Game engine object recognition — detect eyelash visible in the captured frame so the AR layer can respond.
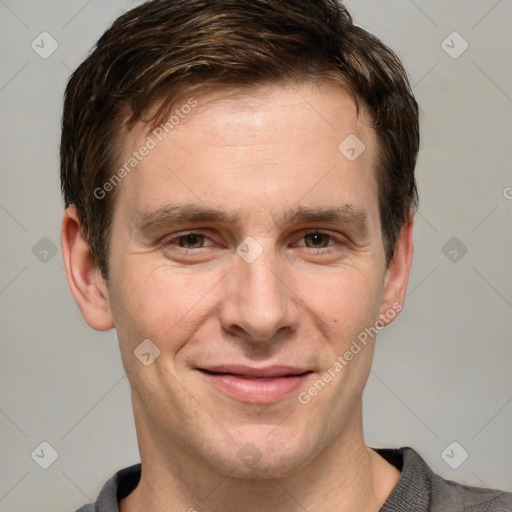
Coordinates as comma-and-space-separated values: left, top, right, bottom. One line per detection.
161, 230, 345, 254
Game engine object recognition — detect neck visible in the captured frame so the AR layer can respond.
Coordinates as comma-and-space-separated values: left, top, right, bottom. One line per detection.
121, 403, 400, 512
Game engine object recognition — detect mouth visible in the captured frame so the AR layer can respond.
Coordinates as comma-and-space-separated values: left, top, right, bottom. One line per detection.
197, 365, 313, 404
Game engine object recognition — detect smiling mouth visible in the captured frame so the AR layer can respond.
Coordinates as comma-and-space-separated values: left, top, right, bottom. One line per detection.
197, 366, 313, 403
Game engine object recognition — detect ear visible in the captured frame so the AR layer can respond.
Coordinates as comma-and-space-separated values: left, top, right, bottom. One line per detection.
378, 215, 414, 325
60, 206, 115, 331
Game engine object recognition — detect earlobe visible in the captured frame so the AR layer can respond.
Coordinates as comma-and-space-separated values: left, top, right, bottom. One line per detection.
378, 215, 414, 325
60, 206, 115, 331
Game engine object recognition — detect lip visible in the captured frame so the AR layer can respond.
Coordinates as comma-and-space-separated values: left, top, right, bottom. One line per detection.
198, 365, 313, 404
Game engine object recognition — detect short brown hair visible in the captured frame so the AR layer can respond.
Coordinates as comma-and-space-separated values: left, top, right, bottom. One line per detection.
61, 0, 419, 279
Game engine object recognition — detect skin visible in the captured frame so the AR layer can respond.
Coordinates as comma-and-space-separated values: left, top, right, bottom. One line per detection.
61, 81, 414, 512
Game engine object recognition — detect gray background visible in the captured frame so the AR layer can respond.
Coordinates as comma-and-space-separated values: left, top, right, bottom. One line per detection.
1, 0, 511, 510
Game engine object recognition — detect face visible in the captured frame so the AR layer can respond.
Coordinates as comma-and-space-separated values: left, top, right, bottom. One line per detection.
92, 82, 410, 477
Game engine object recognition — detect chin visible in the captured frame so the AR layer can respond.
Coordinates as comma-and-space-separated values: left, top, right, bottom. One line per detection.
212, 449, 312, 481
204, 424, 318, 480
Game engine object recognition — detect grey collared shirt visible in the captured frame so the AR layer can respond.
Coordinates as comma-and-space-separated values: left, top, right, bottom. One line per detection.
75, 447, 512, 512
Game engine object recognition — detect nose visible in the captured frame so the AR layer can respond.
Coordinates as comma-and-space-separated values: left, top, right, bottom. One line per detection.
219, 244, 300, 344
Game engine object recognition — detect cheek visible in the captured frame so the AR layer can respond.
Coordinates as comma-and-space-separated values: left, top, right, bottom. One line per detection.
297, 265, 384, 340
109, 262, 221, 349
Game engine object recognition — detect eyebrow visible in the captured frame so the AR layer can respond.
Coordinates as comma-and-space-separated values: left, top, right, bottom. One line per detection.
134, 203, 369, 236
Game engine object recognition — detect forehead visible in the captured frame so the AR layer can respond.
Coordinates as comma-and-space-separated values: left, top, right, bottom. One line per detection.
124, 80, 375, 158
115, 81, 379, 229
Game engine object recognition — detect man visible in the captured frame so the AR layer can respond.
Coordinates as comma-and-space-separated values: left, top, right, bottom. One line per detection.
60, 0, 512, 511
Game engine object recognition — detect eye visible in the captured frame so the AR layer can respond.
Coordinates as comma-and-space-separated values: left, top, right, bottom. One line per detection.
162, 232, 213, 251
293, 230, 347, 256
177, 233, 206, 249
303, 232, 333, 249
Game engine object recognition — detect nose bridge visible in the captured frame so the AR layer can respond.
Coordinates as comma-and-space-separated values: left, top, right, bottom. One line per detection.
242, 250, 283, 307
220, 239, 296, 342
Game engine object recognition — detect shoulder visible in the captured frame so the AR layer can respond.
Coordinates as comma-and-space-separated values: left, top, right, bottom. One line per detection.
73, 463, 141, 512
377, 447, 512, 512
429, 469, 512, 512
75, 506, 95, 512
